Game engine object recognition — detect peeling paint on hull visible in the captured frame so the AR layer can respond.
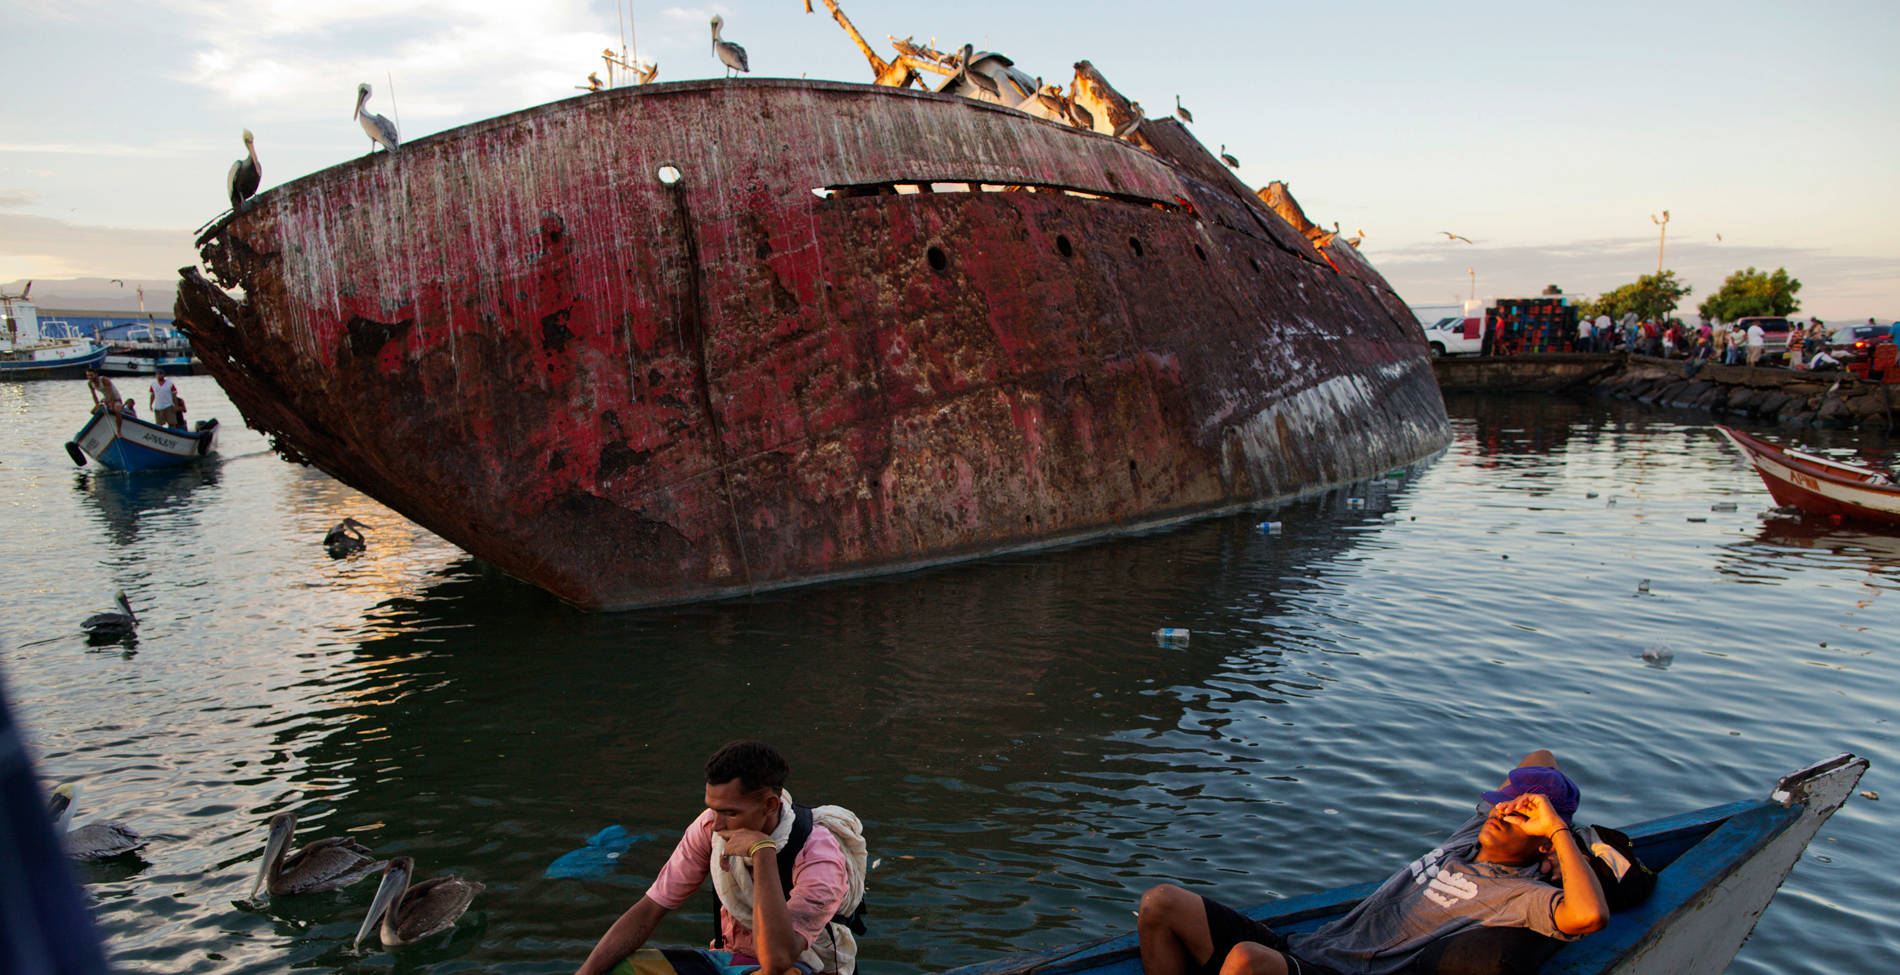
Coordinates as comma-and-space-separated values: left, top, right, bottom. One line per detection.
177, 78, 1450, 611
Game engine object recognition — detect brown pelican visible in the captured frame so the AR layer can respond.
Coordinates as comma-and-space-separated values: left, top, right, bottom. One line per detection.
1219, 144, 1239, 168
946, 44, 1000, 100
353, 857, 484, 948
1113, 102, 1143, 139
82, 591, 138, 644
353, 83, 401, 153
710, 16, 748, 76
227, 129, 260, 212
48, 783, 147, 860
251, 811, 384, 897
323, 518, 371, 556
1175, 94, 1193, 124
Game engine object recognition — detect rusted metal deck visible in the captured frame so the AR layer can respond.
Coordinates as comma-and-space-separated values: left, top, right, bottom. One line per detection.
178, 78, 1449, 610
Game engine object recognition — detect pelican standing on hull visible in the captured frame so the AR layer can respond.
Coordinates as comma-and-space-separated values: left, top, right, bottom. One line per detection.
48, 783, 147, 860
354, 856, 483, 948
353, 83, 401, 153
251, 811, 385, 897
228, 129, 260, 212
710, 15, 748, 76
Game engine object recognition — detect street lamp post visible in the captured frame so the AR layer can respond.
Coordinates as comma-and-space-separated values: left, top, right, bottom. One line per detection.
1651, 210, 1670, 275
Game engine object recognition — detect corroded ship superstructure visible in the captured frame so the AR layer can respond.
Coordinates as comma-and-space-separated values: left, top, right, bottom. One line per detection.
178, 36, 1450, 610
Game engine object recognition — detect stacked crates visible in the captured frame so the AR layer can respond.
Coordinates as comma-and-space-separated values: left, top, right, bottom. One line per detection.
1484, 297, 1579, 356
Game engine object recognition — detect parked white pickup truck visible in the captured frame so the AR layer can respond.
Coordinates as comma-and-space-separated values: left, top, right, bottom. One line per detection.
1421, 316, 1484, 357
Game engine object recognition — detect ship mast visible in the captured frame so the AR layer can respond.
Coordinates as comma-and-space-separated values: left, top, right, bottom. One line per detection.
803, 0, 918, 88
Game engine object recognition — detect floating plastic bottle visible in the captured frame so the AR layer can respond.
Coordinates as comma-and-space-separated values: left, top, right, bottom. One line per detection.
1636, 579, 1651, 593
1256, 520, 1283, 534
1711, 502, 1738, 512
1153, 628, 1191, 647
1346, 497, 1366, 509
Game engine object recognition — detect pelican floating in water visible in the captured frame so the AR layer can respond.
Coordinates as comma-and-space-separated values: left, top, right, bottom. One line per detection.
324, 518, 371, 556
48, 783, 147, 860
228, 129, 260, 213
1175, 94, 1193, 124
710, 15, 748, 76
1219, 144, 1239, 169
354, 856, 484, 948
353, 83, 401, 153
82, 591, 138, 644
251, 811, 384, 897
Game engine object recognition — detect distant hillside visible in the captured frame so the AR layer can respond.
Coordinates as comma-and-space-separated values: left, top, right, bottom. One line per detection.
1, 277, 178, 315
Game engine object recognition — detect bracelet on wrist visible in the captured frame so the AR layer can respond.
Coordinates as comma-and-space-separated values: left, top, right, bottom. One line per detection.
747, 840, 779, 858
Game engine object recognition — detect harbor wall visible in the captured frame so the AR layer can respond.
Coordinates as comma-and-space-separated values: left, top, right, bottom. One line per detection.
1433, 353, 1899, 429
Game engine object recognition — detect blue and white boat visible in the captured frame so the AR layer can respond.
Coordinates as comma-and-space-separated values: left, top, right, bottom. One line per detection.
946, 754, 1868, 975
67, 411, 220, 470
2, 291, 108, 380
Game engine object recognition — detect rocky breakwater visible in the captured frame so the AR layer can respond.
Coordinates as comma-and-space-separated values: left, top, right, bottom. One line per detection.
1593, 355, 1897, 429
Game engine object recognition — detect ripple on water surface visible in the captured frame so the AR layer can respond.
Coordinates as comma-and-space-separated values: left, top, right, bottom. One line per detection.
2, 382, 1896, 973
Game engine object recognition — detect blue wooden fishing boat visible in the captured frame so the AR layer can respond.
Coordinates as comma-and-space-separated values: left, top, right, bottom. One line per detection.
66, 411, 219, 471
946, 754, 1867, 975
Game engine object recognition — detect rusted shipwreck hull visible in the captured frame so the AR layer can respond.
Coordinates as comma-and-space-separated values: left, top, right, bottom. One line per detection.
178, 78, 1450, 610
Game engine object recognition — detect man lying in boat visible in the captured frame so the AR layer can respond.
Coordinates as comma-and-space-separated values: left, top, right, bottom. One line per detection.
1136, 750, 1609, 975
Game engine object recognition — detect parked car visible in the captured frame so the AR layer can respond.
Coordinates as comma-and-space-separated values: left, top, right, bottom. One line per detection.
1829, 324, 1891, 369
1421, 316, 1484, 356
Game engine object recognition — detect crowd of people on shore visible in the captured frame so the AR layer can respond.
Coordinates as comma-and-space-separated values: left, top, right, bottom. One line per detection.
1574, 314, 1894, 373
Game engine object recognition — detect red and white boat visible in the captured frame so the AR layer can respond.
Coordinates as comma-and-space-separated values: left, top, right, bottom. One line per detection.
1717, 425, 1900, 526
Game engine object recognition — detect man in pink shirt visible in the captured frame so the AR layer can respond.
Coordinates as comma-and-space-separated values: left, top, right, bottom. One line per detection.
577, 741, 852, 975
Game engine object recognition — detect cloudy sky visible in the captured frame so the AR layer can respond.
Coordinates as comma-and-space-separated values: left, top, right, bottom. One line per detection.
6, 0, 1897, 318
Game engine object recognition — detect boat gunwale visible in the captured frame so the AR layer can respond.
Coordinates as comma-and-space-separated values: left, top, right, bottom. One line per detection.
1719, 425, 1899, 494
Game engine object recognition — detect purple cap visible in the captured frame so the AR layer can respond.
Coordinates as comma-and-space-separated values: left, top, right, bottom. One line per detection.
1481, 766, 1580, 823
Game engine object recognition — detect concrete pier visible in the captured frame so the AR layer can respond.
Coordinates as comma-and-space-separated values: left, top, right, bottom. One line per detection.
1433, 353, 1898, 429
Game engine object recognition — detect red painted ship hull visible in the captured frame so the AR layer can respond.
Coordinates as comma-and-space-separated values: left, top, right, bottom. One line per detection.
178, 79, 1450, 610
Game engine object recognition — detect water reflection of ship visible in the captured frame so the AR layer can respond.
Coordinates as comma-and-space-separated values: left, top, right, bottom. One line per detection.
257, 470, 1428, 960
1443, 393, 1582, 471
73, 461, 222, 547
1742, 514, 1900, 565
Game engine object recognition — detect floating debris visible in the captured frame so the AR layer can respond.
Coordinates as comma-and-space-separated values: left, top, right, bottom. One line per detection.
1153, 628, 1190, 647
1639, 643, 1676, 669
1255, 521, 1283, 534
1637, 579, 1651, 593
1586, 491, 1599, 499
1862, 790, 1880, 801
1384, 470, 1406, 479
1711, 502, 1738, 512
1346, 498, 1366, 509
1687, 517, 1707, 523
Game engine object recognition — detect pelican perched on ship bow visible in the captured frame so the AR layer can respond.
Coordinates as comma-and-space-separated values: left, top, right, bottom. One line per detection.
353, 83, 401, 153
251, 811, 384, 897
710, 15, 748, 76
228, 129, 260, 212
49, 783, 147, 860
354, 856, 484, 948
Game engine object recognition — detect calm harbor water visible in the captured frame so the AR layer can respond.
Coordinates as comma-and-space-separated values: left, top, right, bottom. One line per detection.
3, 378, 1896, 974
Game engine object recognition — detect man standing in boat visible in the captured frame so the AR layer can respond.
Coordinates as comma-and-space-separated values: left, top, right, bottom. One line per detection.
149, 368, 181, 427
1135, 750, 1608, 975
576, 741, 853, 975
85, 369, 122, 417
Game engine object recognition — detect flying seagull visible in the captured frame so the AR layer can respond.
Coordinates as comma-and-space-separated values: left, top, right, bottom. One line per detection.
1441, 231, 1474, 244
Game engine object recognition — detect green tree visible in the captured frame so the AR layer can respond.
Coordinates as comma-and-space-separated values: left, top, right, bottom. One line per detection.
1582, 271, 1692, 322
1696, 267, 1801, 323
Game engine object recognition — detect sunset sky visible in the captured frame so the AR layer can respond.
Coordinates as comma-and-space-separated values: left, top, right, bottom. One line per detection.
6, 0, 1896, 318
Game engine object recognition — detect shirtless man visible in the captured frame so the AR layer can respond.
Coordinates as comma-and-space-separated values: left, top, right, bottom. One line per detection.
1137, 750, 1608, 975
85, 369, 122, 416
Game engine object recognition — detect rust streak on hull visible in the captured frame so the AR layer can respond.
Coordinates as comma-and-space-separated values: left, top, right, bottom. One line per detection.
178, 78, 1450, 610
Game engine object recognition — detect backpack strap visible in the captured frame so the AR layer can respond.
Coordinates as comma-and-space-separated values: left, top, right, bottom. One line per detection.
711, 803, 815, 949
